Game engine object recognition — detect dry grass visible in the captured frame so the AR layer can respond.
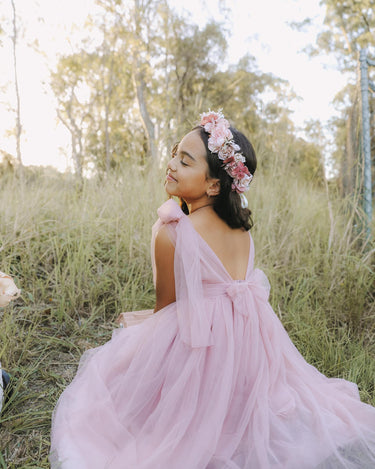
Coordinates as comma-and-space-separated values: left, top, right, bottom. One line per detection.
0, 159, 374, 467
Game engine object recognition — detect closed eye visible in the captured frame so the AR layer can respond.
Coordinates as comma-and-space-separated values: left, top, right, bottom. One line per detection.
180, 159, 188, 167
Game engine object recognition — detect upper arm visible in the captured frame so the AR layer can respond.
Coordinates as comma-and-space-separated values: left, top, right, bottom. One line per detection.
154, 225, 176, 312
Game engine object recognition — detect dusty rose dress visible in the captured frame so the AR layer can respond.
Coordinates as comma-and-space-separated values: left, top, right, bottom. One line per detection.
50, 199, 375, 468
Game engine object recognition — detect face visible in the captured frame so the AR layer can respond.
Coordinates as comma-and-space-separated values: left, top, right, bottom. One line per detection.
165, 129, 218, 203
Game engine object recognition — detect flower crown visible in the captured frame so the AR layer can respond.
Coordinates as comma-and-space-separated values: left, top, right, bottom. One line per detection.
199, 110, 253, 202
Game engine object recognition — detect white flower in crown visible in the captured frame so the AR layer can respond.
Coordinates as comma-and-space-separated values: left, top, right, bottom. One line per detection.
234, 153, 246, 163
232, 173, 253, 194
218, 142, 241, 161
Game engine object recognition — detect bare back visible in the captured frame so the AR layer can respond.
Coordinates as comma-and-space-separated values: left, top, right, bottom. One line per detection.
189, 208, 250, 281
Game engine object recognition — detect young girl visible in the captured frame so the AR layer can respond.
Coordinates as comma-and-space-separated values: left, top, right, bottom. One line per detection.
50, 111, 375, 468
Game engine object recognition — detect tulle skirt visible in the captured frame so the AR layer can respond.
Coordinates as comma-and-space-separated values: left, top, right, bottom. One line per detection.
50, 294, 375, 469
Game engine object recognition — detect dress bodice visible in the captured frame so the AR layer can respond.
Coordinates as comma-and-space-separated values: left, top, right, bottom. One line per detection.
152, 199, 270, 348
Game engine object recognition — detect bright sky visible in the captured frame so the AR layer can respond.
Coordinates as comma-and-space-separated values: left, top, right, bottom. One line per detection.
0, 0, 349, 172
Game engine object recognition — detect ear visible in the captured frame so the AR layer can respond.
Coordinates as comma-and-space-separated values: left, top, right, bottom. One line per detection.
207, 179, 220, 197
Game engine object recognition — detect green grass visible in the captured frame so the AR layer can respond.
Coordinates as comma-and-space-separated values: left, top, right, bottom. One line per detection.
0, 161, 374, 467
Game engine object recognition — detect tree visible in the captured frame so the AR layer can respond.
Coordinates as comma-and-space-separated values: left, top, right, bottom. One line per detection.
10, 0, 23, 175
51, 55, 87, 180
50, 0, 316, 182
294, 0, 375, 194
95, 0, 165, 161
51, 0, 231, 168
299, 0, 375, 72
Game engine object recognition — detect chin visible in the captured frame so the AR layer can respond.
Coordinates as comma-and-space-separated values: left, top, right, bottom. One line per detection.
164, 185, 178, 198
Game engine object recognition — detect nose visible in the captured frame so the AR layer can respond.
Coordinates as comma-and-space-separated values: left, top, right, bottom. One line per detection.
167, 158, 176, 171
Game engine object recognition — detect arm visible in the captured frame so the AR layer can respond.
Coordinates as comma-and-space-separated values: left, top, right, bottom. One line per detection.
116, 225, 175, 326
154, 225, 176, 313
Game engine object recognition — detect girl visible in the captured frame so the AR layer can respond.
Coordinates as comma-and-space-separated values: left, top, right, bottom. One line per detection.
50, 111, 375, 468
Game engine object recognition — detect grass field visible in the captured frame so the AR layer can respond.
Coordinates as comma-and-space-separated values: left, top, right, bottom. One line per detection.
0, 161, 374, 468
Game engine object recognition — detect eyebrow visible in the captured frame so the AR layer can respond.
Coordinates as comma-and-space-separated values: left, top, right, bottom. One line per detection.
180, 150, 196, 161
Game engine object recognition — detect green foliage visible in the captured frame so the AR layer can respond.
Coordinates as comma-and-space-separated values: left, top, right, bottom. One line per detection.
49, 0, 323, 183
299, 0, 375, 71
0, 151, 17, 177
0, 151, 374, 464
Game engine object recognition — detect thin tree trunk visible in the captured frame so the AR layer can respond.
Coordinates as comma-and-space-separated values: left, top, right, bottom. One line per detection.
57, 108, 83, 181
104, 105, 110, 172
100, 31, 114, 174
10, 0, 23, 175
342, 111, 352, 196
132, 0, 158, 160
322, 157, 335, 252
103, 55, 113, 174
132, 66, 158, 160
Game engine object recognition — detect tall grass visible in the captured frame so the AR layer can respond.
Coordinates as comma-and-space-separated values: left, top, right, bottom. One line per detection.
0, 159, 374, 467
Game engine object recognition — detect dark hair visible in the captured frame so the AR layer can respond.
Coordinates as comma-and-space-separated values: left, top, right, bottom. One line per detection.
180, 125, 257, 231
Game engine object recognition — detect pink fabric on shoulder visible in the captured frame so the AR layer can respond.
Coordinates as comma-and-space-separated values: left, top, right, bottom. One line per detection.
157, 198, 183, 223
152, 198, 213, 347
150, 199, 182, 284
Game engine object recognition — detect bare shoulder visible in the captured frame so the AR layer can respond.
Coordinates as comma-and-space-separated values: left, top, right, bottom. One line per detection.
189, 208, 249, 253
189, 208, 247, 238
188, 208, 220, 231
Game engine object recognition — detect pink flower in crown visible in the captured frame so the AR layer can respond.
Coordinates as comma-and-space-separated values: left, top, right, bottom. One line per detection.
208, 122, 232, 153
211, 118, 231, 137
204, 122, 215, 133
224, 161, 237, 178
208, 136, 223, 154
200, 111, 222, 130
231, 162, 251, 179
232, 173, 253, 193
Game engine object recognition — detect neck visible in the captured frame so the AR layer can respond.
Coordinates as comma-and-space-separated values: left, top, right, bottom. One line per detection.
189, 202, 214, 214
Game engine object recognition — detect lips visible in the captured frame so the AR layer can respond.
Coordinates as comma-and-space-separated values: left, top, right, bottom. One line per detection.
166, 173, 177, 182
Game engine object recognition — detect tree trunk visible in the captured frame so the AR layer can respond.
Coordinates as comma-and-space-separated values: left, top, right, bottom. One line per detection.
101, 35, 114, 174
132, 66, 158, 160
10, 0, 23, 175
57, 108, 83, 181
104, 105, 110, 173
131, 0, 158, 160
342, 111, 352, 196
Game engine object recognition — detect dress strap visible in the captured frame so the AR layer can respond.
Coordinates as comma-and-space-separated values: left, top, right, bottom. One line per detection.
151, 199, 214, 348
174, 218, 214, 348
151, 199, 183, 285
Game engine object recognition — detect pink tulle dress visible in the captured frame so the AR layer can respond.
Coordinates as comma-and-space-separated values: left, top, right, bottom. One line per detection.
50, 199, 375, 469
